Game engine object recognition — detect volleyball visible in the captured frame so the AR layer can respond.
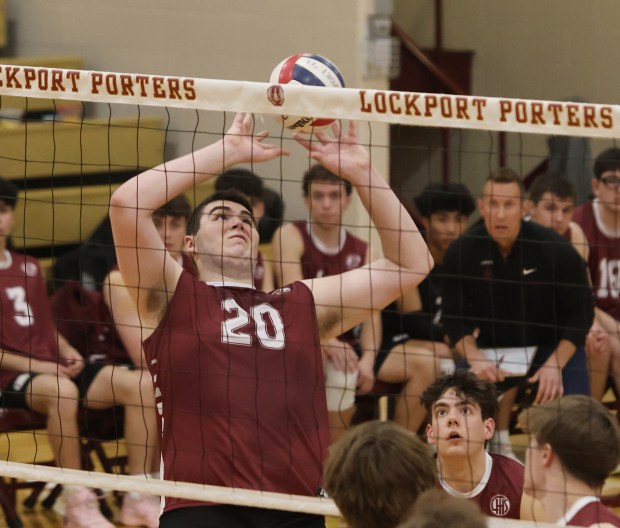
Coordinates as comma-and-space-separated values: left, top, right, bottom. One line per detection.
268, 53, 345, 133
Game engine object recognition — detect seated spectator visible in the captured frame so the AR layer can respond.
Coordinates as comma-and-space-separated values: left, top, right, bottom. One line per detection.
573, 148, 620, 402
441, 167, 593, 461
324, 420, 436, 528
215, 168, 274, 291
0, 178, 158, 528
421, 370, 540, 520
526, 172, 611, 401
377, 182, 476, 431
518, 395, 620, 526
272, 165, 379, 442
399, 489, 487, 528
103, 195, 194, 368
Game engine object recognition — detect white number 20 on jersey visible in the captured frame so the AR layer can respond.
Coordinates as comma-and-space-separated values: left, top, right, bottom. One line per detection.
221, 298, 285, 350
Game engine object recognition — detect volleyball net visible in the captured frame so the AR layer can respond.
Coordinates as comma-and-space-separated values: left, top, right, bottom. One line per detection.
0, 64, 618, 527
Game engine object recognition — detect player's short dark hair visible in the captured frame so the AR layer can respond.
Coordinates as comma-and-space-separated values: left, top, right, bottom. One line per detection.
401, 489, 488, 528
0, 177, 19, 209
302, 164, 352, 196
594, 148, 620, 179
215, 169, 265, 202
324, 421, 436, 528
153, 194, 191, 220
421, 370, 500, 422
528, 173, 576, 204
485, 167, 525, 198
518, 395, 620, 488
186, 189, 255, 236
413, 182, 476, 219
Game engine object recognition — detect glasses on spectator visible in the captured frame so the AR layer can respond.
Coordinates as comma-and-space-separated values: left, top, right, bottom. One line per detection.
600, 175, 620, 189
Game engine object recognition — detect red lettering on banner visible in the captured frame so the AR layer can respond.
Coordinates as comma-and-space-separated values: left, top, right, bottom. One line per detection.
566, 104, 580, 126
105, 74, 118, 95
515, 102, 527, 123
168, 78, 181, 100
389, 93, 401, 114
152, 77, 166, 98
183, 79, 196, 100
440, 96, 452, 118
117, 74, 133, 96
37, 70, 48, 90
499, 100, 512, 122
66, 71, 80, 92
471, 98, 486, 120
601, 107, 613, 128
404, 94, 421, 116
548, 104, 562, 125
5, 67, 22, 88
359, 90, 372, 113
91, 72, 104, 94
583, 105, 597, 128
455, 97, 469, 119
530, 102, 544, 124
23, 68, 36, 89
50, 70, 64, 92
135, 76, 149, 97
375, 92, 387, 113
424, 95, 437, 117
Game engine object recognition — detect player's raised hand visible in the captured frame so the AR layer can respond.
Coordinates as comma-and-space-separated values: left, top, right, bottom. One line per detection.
294, 120, 372, 185
224, 113, 288, 165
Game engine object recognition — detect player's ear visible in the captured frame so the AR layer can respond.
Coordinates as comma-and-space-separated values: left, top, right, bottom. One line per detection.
184, 234, 196, 253
483, 417, 495, 441
541, 442, 554, 467
426, 423, 435, 445
523, 199, 534, 217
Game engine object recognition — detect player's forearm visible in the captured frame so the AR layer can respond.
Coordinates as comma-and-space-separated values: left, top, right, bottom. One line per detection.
355, 169, 433, 279
545, 339, 577, 370
0, 349, 41, 372
453, 335, 484, 363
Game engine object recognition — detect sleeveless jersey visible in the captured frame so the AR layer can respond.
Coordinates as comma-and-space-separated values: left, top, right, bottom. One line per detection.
143, 271, 329, 514
0, 251, 60, 390
561, 497, 620, 527
573, 201, 620, 320
293, 220, 367, 347
439, 453, 524, 519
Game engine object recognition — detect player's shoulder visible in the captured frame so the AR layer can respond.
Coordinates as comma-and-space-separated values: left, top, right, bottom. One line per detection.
572, 201, 592, 223
9, 251, 43, 277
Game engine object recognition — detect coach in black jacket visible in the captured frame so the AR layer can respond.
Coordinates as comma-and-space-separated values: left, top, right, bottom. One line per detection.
442, 168, 594, 407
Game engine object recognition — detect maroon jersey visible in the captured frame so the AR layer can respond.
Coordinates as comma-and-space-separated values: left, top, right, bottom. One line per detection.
574, 201, 620, 320
0, 251, 60, 390
561, 497, 620, 527
293, 221, 367, 347
439, 453, 524, 519
143, 271, 329, 514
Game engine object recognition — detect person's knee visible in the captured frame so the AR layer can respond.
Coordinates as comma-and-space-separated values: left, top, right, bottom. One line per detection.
324, 361, 357, 412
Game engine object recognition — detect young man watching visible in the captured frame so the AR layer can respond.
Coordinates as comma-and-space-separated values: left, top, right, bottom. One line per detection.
573, 148, 620, 400
109, 114, 433, 528
421, 370, 536, 520
0, 178, 159, 528
526, 172, 610, 401
272, 164, 380, 442
519, 395, 620, 526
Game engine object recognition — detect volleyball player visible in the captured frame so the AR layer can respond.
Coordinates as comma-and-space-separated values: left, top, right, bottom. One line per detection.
272, 164, 378, 442
109, 113, 433, 528
421, 370, 531, 520
518, 395, 620, 526
0, 178, 159, 528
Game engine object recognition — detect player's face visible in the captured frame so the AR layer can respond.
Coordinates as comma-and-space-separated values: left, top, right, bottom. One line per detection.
0, 202, 15, 243
593, 169, 620, 215
423, 211, 469, 255
190, 200, 258, 269
479, 182, 524, 251
305, 181, 351, 227
523, 437, 545, 497
153, 214, 186, 259
528, 192, 574, 237
426, 389, 494, 460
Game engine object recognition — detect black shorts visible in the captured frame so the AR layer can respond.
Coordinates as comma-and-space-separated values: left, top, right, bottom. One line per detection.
159, 505, 325, 528
0, 362, 108, 409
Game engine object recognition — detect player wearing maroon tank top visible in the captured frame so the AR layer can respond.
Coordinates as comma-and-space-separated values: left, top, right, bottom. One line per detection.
519, 395, 620, 527
422, 371, 539, 521
110, 114, 433, 527
573, 148, 620, 400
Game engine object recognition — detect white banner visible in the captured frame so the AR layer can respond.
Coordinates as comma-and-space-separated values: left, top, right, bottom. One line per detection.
0, 64, 618, 138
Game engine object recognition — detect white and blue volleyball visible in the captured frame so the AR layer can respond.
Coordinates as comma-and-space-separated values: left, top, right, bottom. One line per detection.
269, 53, 345, 133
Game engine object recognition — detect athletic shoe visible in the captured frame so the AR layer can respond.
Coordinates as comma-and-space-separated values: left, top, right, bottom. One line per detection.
64, 487, 114, 528
120, 492, 160, 528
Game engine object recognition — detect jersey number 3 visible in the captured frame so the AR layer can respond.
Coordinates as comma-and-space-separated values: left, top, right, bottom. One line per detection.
221, 298, 285, 349
6, 286, 34, 327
